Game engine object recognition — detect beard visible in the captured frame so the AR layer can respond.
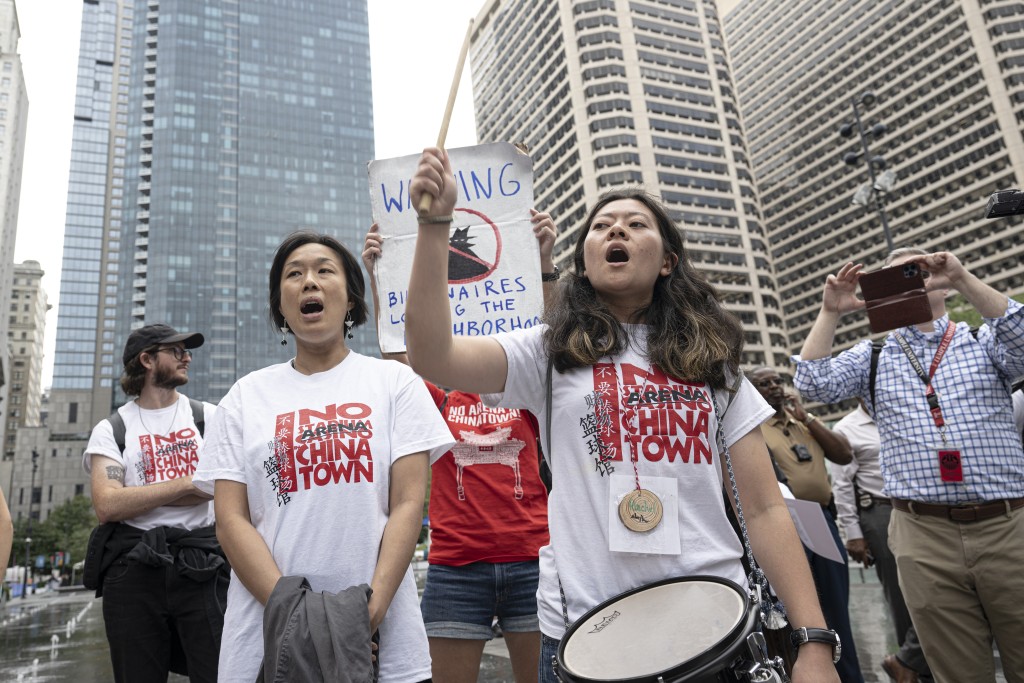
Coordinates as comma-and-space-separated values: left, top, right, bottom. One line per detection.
153, 364, 188, 390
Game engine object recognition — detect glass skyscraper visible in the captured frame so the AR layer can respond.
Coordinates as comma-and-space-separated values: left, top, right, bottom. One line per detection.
52, 0, 374, 424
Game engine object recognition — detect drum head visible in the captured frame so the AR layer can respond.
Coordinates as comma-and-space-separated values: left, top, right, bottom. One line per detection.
559, 576, 750, 682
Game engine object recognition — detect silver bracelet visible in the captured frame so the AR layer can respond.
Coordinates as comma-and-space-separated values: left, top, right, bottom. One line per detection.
417, 214, 454, 224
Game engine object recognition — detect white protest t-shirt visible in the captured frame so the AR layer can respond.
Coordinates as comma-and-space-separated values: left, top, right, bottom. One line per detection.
192, 352, 454, 683
83, 394, 216, 531
486, 324, 774, 638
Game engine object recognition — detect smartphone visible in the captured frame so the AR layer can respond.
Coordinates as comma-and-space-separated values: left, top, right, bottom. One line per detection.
858, 264, 932, 333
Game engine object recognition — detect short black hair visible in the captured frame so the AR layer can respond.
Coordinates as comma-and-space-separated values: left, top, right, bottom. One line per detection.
268, 231, 368, 333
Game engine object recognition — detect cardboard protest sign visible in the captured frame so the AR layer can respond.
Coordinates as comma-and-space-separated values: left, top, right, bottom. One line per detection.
367, 142, 541, 353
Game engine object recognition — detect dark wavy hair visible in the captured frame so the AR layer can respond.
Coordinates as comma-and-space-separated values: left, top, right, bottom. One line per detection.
119, 347, 156, 396
268, 231, 369, 335
544, 189, 742, 388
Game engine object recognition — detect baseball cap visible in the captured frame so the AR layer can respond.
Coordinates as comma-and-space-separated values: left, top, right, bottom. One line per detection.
122, 324, 205, 366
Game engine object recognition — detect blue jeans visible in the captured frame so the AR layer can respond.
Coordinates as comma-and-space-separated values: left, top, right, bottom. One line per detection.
540, 634, 561, 683
420, 560, 540, 639
807, 513, 863, 683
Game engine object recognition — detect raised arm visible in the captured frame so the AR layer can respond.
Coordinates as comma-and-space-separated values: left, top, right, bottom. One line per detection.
89, 454, 205, 523
405, 147, 511, 394
785, 392, 852, 465
910, 251, 1008, 318
367, 452, 428, 632
214, 480, 282, 605
363, 223, 410, 365
531, 209, 558, 311
724, 430, 840, 683
800, 262, 865, 361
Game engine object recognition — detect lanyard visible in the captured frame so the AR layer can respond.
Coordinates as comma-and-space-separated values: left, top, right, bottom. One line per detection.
893, 321, 956, 437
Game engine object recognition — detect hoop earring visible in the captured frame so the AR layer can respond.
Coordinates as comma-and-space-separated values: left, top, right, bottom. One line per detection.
344, 313, 354, 340
280, 320, 289, 346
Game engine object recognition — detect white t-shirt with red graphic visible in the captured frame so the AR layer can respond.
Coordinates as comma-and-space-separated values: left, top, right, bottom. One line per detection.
192, 353, 454, 683
485, 324, 774, 639
83, 394, 216, 531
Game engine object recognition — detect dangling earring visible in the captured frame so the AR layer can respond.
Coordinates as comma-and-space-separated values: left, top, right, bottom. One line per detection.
344, 312, 354, 340
280, 320, 289, 346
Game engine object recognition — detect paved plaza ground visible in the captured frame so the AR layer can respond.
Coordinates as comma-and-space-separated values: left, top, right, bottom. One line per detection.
0, 566, 1006, 681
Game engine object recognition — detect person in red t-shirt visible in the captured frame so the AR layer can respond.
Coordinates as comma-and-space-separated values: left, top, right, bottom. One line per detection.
363, 211, 556, 683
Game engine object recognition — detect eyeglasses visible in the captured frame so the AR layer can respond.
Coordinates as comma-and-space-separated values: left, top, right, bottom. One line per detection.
157, 347, 193, 362
753, 377, 785, 388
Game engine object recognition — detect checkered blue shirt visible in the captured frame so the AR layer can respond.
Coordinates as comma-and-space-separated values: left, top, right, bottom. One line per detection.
794, 298, 1024, 505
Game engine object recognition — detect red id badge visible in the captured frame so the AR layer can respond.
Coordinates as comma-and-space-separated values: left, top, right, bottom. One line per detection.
938, 446, 963, 482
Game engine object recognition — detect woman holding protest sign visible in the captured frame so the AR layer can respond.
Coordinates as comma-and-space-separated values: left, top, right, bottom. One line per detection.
363, 209, 555, 683
193, 231, 453, 682
403, 147, 841, 683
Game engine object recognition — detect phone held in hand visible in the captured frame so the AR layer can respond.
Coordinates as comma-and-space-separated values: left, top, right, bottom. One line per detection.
859, 262, 933, 333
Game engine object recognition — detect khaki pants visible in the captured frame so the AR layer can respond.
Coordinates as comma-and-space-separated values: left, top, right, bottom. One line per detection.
889, 506, 1024, 683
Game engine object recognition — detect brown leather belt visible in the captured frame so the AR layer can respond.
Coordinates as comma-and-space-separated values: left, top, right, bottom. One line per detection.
892, 497, 1024, 523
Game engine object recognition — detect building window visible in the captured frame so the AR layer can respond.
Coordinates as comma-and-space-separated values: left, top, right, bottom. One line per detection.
69, 402, 78, 424
75, 484, 84, 496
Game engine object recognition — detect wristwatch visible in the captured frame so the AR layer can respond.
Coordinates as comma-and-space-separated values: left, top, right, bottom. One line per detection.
541, 265, 560, 282
790, 627, 841, 664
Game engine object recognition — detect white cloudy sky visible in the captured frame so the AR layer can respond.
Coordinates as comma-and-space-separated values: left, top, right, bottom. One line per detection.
15, 0, 738, 386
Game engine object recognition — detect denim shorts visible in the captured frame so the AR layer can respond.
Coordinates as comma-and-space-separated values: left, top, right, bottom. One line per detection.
420, 560, 540, 639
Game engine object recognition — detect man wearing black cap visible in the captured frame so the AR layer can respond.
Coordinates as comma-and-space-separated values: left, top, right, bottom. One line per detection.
84, 324, 227, 682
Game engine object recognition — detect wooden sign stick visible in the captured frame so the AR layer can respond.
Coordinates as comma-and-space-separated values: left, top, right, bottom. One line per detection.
418, 18, 474, 215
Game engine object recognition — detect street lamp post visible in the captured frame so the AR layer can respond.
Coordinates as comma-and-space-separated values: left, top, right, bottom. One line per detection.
22, 536, 32, 599
21, 449, 39, 599
839, 91, 896, 252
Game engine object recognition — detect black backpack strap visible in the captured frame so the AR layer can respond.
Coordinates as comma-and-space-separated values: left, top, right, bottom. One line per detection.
869, 327, 979, 408
188, 398, 206, 437
107, 410, 127, 455
109, 397, 205, 453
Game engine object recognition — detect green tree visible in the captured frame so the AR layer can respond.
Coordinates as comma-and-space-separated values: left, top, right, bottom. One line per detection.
9, 495, 96, 572
43, 495, 97, 568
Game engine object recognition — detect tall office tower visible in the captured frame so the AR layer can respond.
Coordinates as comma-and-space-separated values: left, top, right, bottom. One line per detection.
50, 0, 374, 432
0, 0, 30, 467
2, 261, 47, 519
725, 0, 1024, 364
470, 0, 787, 368
6, 261, 47, 453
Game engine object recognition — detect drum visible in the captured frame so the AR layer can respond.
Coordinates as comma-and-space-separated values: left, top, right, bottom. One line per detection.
556, 576, 760, 683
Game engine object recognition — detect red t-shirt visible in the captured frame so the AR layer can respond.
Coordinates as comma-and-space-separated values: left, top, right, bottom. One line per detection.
425, 382, 549, 565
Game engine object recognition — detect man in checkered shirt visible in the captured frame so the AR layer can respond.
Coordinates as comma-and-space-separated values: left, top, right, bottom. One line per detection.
793, 248, 1024, 683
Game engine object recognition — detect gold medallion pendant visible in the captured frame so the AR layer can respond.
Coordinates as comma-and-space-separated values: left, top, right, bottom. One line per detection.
618, 489, 663, 532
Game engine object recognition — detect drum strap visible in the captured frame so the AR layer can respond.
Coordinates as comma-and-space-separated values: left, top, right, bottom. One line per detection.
545, 356, 573, 630
711, 381, 789, 630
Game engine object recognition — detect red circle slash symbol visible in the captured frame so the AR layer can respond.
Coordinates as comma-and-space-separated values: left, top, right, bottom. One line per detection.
448, 207, 503, 284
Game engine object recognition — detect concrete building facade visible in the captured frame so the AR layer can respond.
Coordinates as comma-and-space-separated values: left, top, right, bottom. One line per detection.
469, 0, 788, 368
1, 260, 48, 521
5, 261, 46, 455
725, 0, 1024, 364
0, 0, 30, 477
